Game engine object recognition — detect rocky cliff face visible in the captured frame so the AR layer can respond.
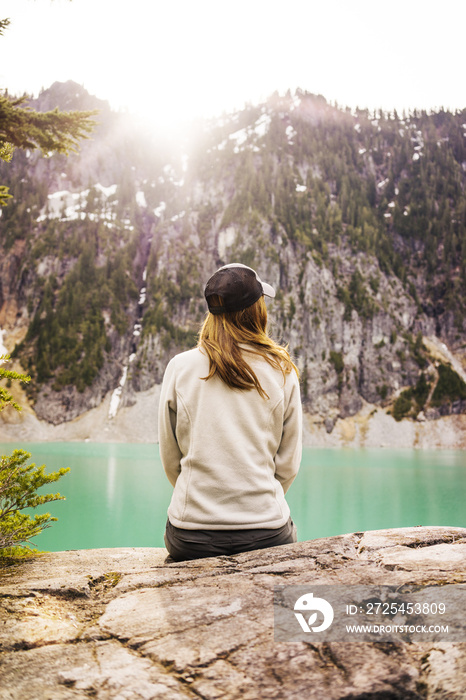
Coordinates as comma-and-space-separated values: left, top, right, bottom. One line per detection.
1, 526, 465, 698
1, 83, 465, 437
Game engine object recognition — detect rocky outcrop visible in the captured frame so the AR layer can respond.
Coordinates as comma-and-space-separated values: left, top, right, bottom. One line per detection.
1, 526, 465, 698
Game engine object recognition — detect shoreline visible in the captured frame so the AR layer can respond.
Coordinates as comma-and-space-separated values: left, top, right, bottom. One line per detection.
1, 385, 466, 449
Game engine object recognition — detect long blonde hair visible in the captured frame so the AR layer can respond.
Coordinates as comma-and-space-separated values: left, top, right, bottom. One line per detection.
198, 295, 299, 399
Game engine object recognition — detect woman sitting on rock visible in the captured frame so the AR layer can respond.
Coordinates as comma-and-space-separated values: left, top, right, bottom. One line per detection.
158, 263, 302, 561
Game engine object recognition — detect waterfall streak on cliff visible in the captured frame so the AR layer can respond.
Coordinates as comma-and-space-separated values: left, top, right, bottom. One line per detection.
108, 365, 129, 420
0, 329, 8, 363
108, 264, 148, 419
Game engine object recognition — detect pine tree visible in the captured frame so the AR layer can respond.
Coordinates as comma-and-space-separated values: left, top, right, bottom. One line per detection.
0, 16, 79, 554
0, 356, 69, 555
0, 355, 30, 412
0, 448, 69, 554
0, 18, 96, 205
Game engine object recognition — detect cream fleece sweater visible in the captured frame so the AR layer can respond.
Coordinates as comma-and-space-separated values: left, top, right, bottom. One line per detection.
158, 346, 302, 530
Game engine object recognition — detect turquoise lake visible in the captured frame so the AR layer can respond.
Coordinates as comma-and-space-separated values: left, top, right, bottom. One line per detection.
1, 442, 465, 552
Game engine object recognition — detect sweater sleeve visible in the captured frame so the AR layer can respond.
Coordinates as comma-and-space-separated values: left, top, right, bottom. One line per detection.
273, 371, 302, 494
158, 357, 182, 487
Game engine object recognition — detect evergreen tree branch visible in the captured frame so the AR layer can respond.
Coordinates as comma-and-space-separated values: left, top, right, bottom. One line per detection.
0, 356, 30, 412
0, 19, 10, 36
1, 15, 97, 207
0, 93, 97, 156
0, 450, 69, 552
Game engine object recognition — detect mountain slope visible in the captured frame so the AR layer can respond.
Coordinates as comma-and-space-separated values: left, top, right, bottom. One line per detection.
0, 83, 465, 435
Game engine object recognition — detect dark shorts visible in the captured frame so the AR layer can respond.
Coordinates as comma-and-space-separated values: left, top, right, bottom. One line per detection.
164, 517, 297, 561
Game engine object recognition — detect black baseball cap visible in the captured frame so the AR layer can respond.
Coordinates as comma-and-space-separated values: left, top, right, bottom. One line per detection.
205, 263, 276, 315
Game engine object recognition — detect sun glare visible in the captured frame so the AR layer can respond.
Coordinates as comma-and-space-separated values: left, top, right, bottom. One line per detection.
0, 0, 465, 132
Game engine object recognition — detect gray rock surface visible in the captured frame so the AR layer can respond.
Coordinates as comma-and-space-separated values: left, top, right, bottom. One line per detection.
0, 526, 465, 699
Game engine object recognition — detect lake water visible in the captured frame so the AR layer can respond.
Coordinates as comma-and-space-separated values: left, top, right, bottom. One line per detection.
1, 442, 465, 552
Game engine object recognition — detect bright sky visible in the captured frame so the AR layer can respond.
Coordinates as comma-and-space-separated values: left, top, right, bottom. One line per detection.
1, 0, 465, 132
